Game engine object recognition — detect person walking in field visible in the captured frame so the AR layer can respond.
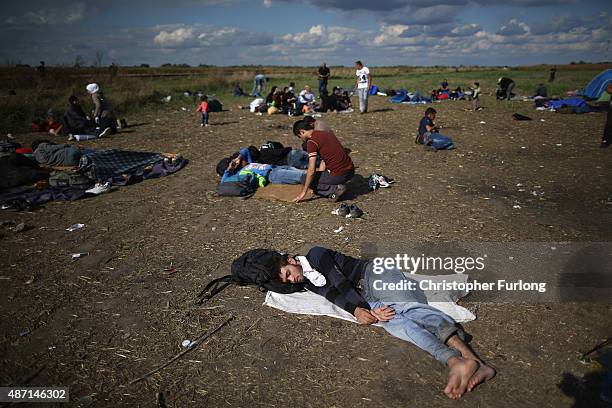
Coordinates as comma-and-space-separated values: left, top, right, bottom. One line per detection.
354, 60, 371, 114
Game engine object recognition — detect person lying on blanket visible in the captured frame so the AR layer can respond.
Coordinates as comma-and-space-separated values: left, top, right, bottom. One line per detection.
272, 246, 496, 400
221, 147, 307, 186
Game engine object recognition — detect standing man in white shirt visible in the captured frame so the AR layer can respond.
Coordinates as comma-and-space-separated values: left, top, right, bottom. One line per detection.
354, 60, 371, 114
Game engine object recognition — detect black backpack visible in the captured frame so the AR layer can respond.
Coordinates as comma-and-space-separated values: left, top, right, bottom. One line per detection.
196, 249, 305, 304
260, 141, 284, 150
215, 179, 255, 197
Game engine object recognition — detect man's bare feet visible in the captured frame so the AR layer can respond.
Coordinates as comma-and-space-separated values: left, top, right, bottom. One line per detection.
467, 363, 496, 392
444, 357, 479, 400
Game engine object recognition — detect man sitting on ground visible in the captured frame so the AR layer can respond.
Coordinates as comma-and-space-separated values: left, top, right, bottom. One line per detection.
269, 246, 496, 400
292, 119, 354, 202
62, 96, 99, 137
496, 77, 515, 100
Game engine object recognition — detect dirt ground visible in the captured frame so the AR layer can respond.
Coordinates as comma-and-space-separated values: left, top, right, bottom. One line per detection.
1, 95, 611, 407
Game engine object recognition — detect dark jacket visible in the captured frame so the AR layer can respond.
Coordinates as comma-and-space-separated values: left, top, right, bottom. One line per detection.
305, 246, 370, 315
63, 103, 93, 134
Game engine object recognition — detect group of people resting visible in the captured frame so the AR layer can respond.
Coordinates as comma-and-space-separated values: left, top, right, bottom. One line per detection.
246, 83, 353, 115
33, 83, 121, 139
217, 116, 354, 202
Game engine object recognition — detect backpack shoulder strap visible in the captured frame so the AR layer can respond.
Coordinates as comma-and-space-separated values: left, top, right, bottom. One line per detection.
196, 275, 233, 305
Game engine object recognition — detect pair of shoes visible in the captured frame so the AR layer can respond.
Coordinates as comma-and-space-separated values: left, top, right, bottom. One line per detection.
331, 203, 363, 218
329, 184, 347, 202
368, 174, 395, 190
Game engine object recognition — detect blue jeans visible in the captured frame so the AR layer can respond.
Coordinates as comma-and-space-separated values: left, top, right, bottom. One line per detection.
251, 75, 265, 97
268, 165, 306, 184
361, 264, 462, 364
318, 79, 328, 96
286, 149, 309, 169
201, 112, 209, 125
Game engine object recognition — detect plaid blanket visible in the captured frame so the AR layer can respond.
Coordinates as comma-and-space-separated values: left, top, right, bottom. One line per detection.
79, 149, 166, 181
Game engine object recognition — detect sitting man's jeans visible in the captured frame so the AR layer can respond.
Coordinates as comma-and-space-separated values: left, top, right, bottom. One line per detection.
268, 165, 306, 184
361, 263, 463, 365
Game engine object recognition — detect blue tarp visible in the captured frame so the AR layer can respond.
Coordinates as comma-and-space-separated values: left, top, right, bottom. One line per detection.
578, 69, 612, 100
547, 97, 587, 110
390, 89, 409, 103
368, 85, 379, 95
390, 90, 432, 104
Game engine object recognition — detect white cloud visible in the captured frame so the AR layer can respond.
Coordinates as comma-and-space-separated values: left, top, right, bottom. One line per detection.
281, 24, 362, 49
263, 0, 273, 7
154, 27, 196, 47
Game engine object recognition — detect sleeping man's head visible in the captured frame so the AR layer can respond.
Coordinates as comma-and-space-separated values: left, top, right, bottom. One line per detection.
275, 256, 305, 284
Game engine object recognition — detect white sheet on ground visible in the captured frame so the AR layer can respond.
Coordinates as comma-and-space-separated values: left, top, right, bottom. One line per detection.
264, 273, 476, 325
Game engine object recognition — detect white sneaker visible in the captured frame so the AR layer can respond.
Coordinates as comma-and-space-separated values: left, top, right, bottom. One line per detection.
98, 127, 111, 137
85, 182, 111, 195
67, 134, 75, 141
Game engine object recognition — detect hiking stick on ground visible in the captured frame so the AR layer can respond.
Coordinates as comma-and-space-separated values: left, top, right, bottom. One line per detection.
129, 315, 235, 384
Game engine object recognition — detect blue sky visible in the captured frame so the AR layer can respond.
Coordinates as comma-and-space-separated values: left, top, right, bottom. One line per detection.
1, 0, 611, 66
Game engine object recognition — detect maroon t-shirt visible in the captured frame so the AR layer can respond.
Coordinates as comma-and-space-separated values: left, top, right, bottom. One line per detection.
307, 130, 354, 176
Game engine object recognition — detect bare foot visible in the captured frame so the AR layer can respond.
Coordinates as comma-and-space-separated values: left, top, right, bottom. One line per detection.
444, 357, 479, 400
467, 363, 496, 392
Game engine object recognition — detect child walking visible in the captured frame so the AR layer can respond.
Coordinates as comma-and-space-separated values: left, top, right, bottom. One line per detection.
196, 95, 209, 127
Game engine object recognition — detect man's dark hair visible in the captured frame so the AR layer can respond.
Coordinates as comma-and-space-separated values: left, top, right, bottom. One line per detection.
355, 60, 363, 66
292, 119, 314, 136
425, 107, 437, 116
270, 253, 291, 281
474, 82, 480, 87
69, 95, 78, 104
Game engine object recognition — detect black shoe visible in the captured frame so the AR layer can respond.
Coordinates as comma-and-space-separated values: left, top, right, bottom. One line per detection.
332, 203, 350, 216
330, 184, 347, 202
346, 204, 363, 218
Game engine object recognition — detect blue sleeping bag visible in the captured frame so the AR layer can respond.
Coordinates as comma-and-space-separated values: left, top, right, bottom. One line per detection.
547, 98, 586, 110
390, 89, 409, 103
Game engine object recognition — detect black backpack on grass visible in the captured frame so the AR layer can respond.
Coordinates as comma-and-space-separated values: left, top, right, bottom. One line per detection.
196, 249, 305, 304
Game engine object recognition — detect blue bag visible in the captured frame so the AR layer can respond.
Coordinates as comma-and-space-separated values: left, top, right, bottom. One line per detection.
427, 134, 455, 150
